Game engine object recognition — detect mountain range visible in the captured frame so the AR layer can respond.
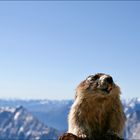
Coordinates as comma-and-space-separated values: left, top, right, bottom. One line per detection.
0, 98, 140, 139
0, 104, 59, 139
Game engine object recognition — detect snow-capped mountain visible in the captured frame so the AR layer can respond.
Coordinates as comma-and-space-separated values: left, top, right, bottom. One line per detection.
0, 105, 59, 139
1, 98, 140, 139
122, 98, 140, 139
0, 99, 72, 131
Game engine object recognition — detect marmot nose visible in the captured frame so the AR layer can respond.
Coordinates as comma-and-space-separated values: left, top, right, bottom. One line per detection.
105, 76, 113, 84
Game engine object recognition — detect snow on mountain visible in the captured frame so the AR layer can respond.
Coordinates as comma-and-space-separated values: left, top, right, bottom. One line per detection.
122, 98, 140, 139
0, 105, 59, 139
0, 99, 72, 131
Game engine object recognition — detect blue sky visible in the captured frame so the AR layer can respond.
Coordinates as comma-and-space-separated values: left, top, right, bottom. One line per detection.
0, 1, 140, 100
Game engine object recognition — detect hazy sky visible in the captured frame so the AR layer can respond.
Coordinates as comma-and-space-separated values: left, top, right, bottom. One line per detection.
0, 1, 140, 100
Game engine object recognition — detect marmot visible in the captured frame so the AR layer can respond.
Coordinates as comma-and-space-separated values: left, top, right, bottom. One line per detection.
68, 73, 126, 140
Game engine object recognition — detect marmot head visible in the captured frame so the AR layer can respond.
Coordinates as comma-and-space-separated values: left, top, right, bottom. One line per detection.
76, 73, 120, 96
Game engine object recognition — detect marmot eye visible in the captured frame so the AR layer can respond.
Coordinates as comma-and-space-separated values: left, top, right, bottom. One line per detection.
93, 75, 99, 80
87, 75, 99, 81
87, 76, 93, 81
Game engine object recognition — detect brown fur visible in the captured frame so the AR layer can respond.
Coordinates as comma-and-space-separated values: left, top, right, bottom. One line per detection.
68, 74, 126, 140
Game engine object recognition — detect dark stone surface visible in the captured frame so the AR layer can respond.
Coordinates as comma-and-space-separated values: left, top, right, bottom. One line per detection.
59, 133, 124, 140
